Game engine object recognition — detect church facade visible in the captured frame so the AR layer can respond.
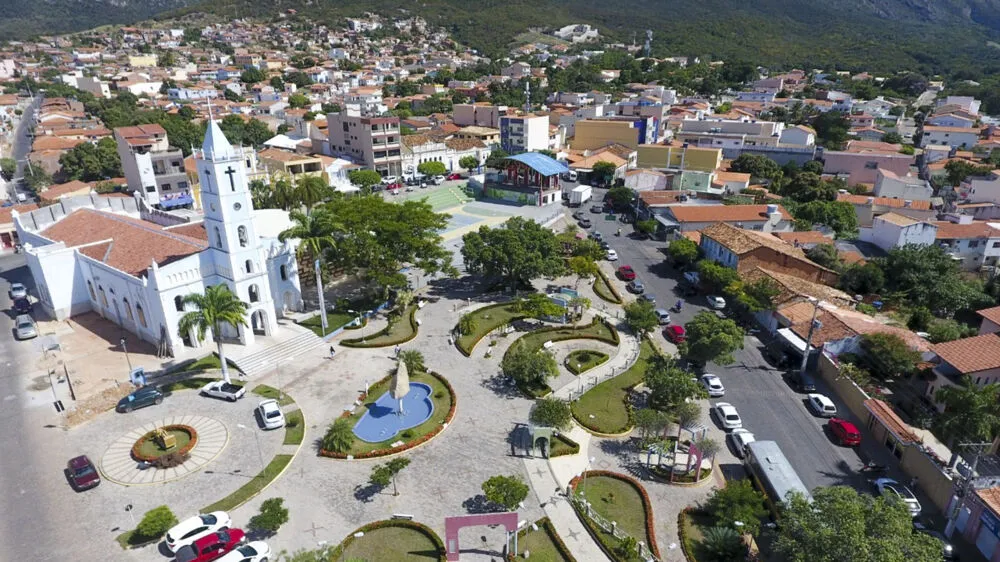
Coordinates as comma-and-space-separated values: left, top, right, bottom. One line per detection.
14, 120, 303, 356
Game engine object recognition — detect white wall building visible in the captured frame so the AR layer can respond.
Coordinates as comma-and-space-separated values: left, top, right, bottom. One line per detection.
919, 126, 980, 150
873, 168, 934, 201
14, 122, 303, 356
860, 212, 938, 252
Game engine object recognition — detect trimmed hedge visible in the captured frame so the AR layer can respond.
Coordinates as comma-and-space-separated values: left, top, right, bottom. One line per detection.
594, 268, 623, 304
677, 507, 709, 562
341, 304, 419, 348
329, 519, 446, 561
550, 432, 581, 458
131, 425, 199, 462
318, 370, 457, 459
503, 316, 620, 365
569, 470, 661, 560
507, 517, 578, 562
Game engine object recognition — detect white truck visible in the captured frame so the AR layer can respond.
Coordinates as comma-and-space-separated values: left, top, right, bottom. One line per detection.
569, 184, 592, 207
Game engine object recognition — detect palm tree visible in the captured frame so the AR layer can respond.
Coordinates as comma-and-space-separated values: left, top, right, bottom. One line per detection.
935, 376, 1000, 447
702, 526, 744, 561
398, 350, 425, 373
322, 418, 354, 453
294, 175, 331, 209
279, 209, 339, 289
177, 285, 249, 384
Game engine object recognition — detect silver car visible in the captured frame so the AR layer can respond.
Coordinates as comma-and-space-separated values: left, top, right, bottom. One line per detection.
8, 282, 27, 300
15, 314, 36, 340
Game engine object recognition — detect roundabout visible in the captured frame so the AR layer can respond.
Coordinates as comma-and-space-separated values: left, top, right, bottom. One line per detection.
100, 415, 228, 485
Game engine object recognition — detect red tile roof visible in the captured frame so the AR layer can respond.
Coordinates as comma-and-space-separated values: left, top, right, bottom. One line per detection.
864, 399, 919, 444
39, 209, 208, 277
932, 221, 1000, 240
932, 333, 1000, 374
667, 204, 791, 223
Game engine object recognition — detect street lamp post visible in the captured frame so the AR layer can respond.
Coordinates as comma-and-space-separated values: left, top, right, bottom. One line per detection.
799, 298, 823, 375
119, 337, 133, 370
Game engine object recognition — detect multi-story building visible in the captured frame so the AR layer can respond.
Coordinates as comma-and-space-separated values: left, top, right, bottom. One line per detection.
453, 103, 508, 128
326, 108, 402, 178
499, 114, 549, 154
919, 125, 982, 150
573, 116, 657, 151
114, 124, 195, 210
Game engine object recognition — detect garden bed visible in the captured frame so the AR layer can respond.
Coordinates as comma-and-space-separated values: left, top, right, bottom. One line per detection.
593, 269, 622, 304
283, 409, 305, 445
455, 302, 527, 356
341, 304, 419, 348
571, 338, 657, 434
131, 425, 198, 462
650, 465, 712, 484
512, 517, 577, 561
319, 370, 457, 459
569, 471, 660, 561
331, 520, 445, 561
565, 349, 610, 375
678, 508, 715, 562
550, 432, 581, 458
200, 454, 293, 513
506, 317, 619, 397
297, 310, 359, 338
251, 384, 294, 406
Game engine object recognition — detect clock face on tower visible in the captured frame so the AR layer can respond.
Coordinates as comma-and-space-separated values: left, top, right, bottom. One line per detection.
234, 203, 242, 211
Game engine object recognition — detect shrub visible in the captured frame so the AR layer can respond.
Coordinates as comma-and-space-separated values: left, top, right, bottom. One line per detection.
529, 398, 572, 430
322, 418, 355, 453
135, 506, 177, 541
155, 451, 190, 469
482, 475, 529, 511
248, 497, 290, 535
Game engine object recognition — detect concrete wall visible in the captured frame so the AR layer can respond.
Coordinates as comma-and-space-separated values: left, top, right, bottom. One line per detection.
817, 352, 871, 421
574, 120, 640, 151
635, 144, 721, 172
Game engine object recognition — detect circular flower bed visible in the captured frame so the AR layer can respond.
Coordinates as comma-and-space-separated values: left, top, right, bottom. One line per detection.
131, 424, 199, 462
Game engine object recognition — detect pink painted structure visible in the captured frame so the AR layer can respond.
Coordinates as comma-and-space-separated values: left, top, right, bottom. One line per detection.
444, 512, 519, 560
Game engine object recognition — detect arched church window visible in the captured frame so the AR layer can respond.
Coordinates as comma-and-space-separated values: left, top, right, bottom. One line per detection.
248, 284, 260, 303
245, 260, 253, 274
280, 265, 287, 281
214, 227, 223, 248
238, 226, 248, 248
136, 303, 147, 328
175, 295, 184, 312
123, 298, 134, 322
87, 280, 96, 301
99, 286, 108, 308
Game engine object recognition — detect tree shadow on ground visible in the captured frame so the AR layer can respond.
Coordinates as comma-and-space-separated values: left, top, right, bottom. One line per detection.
354, 482, 385, 503
462, 494, 498, 514
597, 436, 635, 463
480, 372, 522, 400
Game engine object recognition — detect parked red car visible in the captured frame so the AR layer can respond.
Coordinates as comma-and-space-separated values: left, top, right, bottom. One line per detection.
828, 417, 861, 446
664, 325, 686, 343
387, 182, 403, 191
446, 173, 463, 180
66, 455, 100, 491
616, 265, 636, 281
174, 529, 246, 562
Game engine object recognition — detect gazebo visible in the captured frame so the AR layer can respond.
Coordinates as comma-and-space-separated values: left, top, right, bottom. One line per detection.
482, 152, 568, 206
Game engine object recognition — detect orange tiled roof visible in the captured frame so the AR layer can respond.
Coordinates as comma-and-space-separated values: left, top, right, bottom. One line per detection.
864, 399, 919, 444
667, 204, 792, 223
932, 221, 1000, 240
837, 193, 933, 211
932, 333, 1000, 374
977, 306, 1000, 327
977, 488, 1000, 516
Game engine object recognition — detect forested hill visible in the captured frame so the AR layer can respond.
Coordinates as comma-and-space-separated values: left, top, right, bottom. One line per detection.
6, 0, 1000, 76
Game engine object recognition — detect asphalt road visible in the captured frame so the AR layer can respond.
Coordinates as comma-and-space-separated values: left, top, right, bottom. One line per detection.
585, 211, 894, 495
5, 95, 38, 202
0, 253, 74, 560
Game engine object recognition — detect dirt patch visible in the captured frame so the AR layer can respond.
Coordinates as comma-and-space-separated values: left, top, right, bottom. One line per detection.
64, 384, 132, 428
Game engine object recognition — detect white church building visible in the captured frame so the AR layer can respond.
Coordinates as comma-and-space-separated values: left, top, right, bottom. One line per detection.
14, 119, 303, 356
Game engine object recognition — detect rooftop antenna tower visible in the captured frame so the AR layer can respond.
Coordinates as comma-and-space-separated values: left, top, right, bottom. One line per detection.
645, 30, 653, 58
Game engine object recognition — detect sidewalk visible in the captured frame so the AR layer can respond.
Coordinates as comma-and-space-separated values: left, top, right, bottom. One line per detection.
550, 310, 641, 401
522, 425, 609, 562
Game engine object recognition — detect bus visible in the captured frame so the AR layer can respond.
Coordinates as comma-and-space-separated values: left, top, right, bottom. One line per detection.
744, 440, 812, 516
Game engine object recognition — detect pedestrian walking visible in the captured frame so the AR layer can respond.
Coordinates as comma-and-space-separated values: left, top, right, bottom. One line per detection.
909, 476, 919, 489
394, 344, 401, 357
329, 345, 336, 359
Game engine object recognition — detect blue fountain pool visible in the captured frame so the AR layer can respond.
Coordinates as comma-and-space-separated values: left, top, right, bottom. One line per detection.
352, 382, 435, 443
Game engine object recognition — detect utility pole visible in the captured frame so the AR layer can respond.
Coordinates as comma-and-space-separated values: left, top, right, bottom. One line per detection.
945, 441, 993, 537
799, 297, 823, 375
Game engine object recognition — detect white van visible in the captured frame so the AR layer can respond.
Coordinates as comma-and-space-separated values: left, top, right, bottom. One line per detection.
561, 170, 578, 181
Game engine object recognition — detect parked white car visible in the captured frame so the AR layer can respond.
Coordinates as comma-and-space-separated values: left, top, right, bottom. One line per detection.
8, 282, 27, 299
200, 380, 246, 402
728, 428, 755, 458
606, 249, 619, 261
706, 295, 726, 309
700, 374, 725, 397
257, 399, 285, 430
807, 393, 838, 418
165, 511, 231, 553
874, 478, 922, 517
713, 402, 742, 430
216, 541, 272, 562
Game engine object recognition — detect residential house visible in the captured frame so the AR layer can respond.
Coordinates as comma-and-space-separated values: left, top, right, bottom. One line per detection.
822, 148, 915, 186
837, 193, 937, 228
326, 108, 402, 178
699, 222, 839, 286
873, 168, 934, 201
779, 125, 816, 146
651, 203, 795, 234
500, 114, 549, 153
454, 126, 500, 147
977, 305, 1000, 335
920, 126, 981, 150
932, 216, 1000, 270
573, 116, 657, 151
926, 112, 977, 129
453, 103, 508, 128
927, 333, 1000, 404
742, 266, 854, 334
114, 124, 194, 210
258, 149, 324, 181
962, 171, 1000, 204
636, 144, 722, 172
936, 96, 981, 115
859, 212, 938, 253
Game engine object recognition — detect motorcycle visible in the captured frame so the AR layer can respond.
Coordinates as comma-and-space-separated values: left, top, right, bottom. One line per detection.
615, 228, 622, 237
860, 461, 888, 474
671, 301, 683, 313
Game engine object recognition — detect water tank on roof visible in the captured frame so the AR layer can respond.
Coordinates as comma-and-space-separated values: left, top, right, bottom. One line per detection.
766, 204, 779, 214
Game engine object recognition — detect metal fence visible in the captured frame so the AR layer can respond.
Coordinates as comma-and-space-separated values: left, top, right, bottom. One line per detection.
569, 493, 661, 562
565, 343, 641, 402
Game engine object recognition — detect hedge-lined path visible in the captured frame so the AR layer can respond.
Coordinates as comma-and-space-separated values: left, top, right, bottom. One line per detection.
550, 311, 641, 402
100, 415, 227, 486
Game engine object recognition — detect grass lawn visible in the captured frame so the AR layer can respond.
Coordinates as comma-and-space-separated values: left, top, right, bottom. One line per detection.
565, 349, 610, 375
505, 318, 618, 361
338, 525, 441, 561
550, 433, 580, 457
201, 454, 293, 513
283, 409, 305, 445
680, 510, 716, 561
298, 310, 357, 337
577, 475, 650, 550
134, 428, 192, 458
342, 305, 418, 347
251, 384, 295, 406
340, 371, 454, 455
593, 271, 621, 304
456, 302, 526, 355
571, 339, 657, 434
514, 521, 572, 562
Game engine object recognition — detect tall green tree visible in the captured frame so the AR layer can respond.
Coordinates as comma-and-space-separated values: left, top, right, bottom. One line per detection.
293, 175, 331, 209
935, 376, 1000, 446
278, 208, 338, 273
503, 344, 558, 391
58, 137, 122, 181
729, 153, 782, 180
369, 457, 411, 496
461, 216, 565, 289
458, 155, 479, 173
697, 260, 740, 293
0, 157, 16, 181
811, 111, 851, 149
177, 285, 249, 384
604, 186, 637, 212
667, 238, 700, 266
417, 161, 447, 176
682, 311, 745, 366
591, 161, 618, 186
240, 67, 266, 84
859, 333, 921, 379
624, 299, 659, 336
775, 486, 940, 562
347, 169, 382, 192
705, 480, 768, 536
530, 398, 572, 430
645, 355, 707, 411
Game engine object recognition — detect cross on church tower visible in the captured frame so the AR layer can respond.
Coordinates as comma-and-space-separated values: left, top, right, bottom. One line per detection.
225, 166, 237, 191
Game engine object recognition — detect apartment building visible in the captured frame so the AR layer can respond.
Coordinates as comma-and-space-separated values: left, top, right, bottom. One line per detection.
453, 103, 508, 128
499, 114, 549, 153
326, 108, 403, 178
573, 116, 657, 151
114, 124, 194, 209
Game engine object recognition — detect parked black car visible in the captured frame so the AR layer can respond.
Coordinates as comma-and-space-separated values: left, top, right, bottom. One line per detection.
788, 370, 817, 393
12, 297, 31, 314
116, 386, 164, 413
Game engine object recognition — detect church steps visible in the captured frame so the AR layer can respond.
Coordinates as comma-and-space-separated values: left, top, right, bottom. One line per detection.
231, 330, 324, 377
